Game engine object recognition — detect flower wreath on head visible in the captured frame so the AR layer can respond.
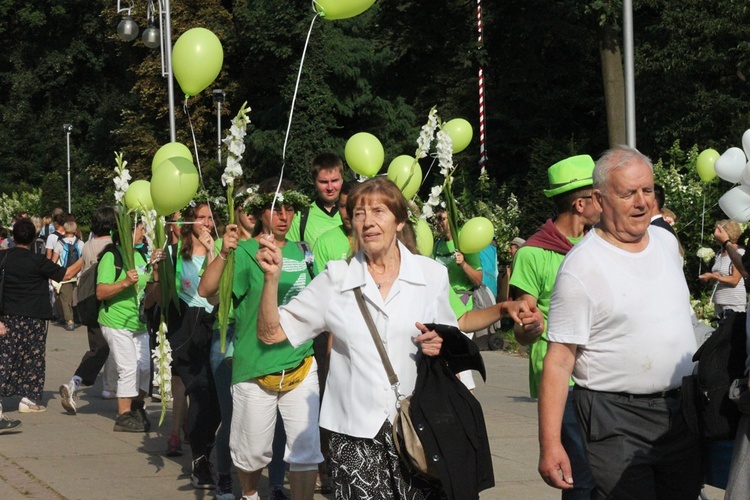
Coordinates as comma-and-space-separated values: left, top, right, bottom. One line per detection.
188, 188, 228, 221
242, 190, 310, 216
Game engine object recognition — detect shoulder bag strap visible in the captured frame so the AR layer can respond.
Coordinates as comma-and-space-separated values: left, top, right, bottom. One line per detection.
354, 287, 399, 387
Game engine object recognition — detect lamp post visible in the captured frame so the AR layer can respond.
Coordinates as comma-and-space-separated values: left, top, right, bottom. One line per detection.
63, 124, 73, 213
212, 89, 225, 167
117, 0, 176, 142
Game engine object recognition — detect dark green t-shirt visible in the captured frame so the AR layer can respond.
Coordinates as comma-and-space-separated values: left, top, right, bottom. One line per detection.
231, 238, 313, 383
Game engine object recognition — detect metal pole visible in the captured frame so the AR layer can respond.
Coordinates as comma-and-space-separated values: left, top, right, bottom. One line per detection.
161, 0, 176, 142
66, 129, 71, 213
623, 0, 636, 148
217, 100, 222, 167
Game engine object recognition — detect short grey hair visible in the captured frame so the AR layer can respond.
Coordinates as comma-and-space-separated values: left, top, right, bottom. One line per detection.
593, 145, 653, 192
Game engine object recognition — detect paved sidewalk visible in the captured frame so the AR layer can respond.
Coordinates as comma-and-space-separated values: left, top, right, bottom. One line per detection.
0, 325, 724, 499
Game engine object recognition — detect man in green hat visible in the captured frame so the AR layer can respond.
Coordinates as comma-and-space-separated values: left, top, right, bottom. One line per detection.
510, 154, 599, 499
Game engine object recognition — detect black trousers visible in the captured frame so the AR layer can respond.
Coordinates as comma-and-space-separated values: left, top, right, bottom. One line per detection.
74, 325, 110, 386
170, 304, 220, 460
574, 387, 703, 500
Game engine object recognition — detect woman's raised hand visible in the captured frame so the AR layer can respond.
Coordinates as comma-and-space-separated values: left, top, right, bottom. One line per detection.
256, 234, 282, 279
222, 224, 239, 255
198, 225, 214, 251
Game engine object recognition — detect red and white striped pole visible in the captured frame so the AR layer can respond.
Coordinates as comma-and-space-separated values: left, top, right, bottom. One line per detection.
477, 0, 487, 175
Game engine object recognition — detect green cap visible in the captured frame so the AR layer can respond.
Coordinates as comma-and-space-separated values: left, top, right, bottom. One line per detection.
543, 154, 595, 198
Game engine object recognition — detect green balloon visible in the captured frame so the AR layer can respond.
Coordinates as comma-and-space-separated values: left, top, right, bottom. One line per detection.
442, 118, 473, 154
345, 132, 384, 178
386, 155, 422, 199
152, 142, 193, 173
458, 217, 494, 254
124, 180, 154, 212
314, 0, 376, 20
415, 218, 434, 257
696, 148, 719, 183
172, 28, 224, 97
150, 157, 200, 216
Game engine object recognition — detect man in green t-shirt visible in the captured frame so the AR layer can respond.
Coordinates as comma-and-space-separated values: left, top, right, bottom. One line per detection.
286, 152, 344, 247
312, 181, 353, 274
510, 155, 599, 499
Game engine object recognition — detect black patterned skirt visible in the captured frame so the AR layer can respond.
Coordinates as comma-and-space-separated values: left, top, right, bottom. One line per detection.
329, 420, 446, 500
0, 315, 48, 402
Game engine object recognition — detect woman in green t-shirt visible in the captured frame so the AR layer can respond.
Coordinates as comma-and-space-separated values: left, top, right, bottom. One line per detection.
200, 178, 320, 500
96, 222, 160, 433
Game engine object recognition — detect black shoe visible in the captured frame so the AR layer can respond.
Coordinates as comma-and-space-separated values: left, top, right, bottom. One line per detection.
191, 455, 215, 490
113, 411, 147, 432
0, 414, 22, 433
64, 323, 75, 331
130, 400, 151, 432
215, 473, 234, 500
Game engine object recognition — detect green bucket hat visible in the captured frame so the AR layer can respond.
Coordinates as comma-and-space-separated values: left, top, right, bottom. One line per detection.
543, 154, 595, 198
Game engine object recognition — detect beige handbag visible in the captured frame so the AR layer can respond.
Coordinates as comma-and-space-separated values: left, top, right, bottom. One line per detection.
353, 287, 439, 480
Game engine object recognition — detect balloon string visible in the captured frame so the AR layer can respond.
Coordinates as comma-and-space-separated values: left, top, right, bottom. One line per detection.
183, 98, 218, 232
679, 200, 720, 232
269, 12, 319, 233
698, 193, 706, 275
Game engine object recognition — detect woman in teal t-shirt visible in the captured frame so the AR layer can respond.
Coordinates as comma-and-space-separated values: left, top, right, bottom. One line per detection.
165, 202, 221, 489
97, 222, 159, 433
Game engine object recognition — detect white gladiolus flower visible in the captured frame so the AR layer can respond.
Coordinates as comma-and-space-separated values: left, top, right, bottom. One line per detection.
221, 103, 251, 187
436, 130, 454, 177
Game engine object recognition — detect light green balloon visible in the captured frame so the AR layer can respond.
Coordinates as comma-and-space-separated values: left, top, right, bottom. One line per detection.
386, 155, 422, 199
150, 157, 200, 216
442, 118, 473, 154
696, 148, 719, 183
314, 0, 376, 20
458, 217, 494, 254
124, 180, 154, 212
415, 218, 434, 257
345, 132, 384, 178
172, 28, 224, 97
152, 142, 193, 173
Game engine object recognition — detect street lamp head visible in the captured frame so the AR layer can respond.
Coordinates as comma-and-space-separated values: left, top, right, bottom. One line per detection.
212, 89, 225, 103
117, 15, 139, 42
63, 124, 73, 133
142, 22, 160, 49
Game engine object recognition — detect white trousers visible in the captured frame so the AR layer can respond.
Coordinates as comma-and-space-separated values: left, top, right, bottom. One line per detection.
230, 360, 322, 473
100, 326, 150, 398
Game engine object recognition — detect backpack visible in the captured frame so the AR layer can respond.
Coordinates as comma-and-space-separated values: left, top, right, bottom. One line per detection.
74, 247, 123, 328
74, 245, 148, 328
295, 240, 315, 279
681, 311, 748, 441
60, 238, 81, 267
32, 235, 45, 255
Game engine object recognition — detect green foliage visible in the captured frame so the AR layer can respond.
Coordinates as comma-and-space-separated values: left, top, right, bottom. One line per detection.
651, 141, 724, 293
0, 188, 43, 226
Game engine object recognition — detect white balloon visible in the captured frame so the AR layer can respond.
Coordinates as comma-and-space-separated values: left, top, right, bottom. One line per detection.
740, 161, 750, 186
719, 185, 750, 222
715, 147, 747, 183
742, 129, 750, 161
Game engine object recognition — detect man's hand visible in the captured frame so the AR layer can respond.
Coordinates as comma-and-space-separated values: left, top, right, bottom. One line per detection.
539, 442, 574, 490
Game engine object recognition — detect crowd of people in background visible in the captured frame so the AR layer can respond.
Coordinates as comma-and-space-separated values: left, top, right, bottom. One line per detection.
1, 145, 750, 499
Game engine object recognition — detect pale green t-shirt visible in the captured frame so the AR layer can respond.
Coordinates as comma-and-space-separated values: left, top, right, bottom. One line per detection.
509, 239, 581, 398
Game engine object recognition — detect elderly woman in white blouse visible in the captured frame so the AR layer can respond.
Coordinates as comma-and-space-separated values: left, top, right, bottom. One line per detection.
256, 177, 455, 498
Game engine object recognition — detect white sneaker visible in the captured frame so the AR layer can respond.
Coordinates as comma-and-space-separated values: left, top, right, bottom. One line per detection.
59, 382, 77, 414
18, 398, 46, 413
